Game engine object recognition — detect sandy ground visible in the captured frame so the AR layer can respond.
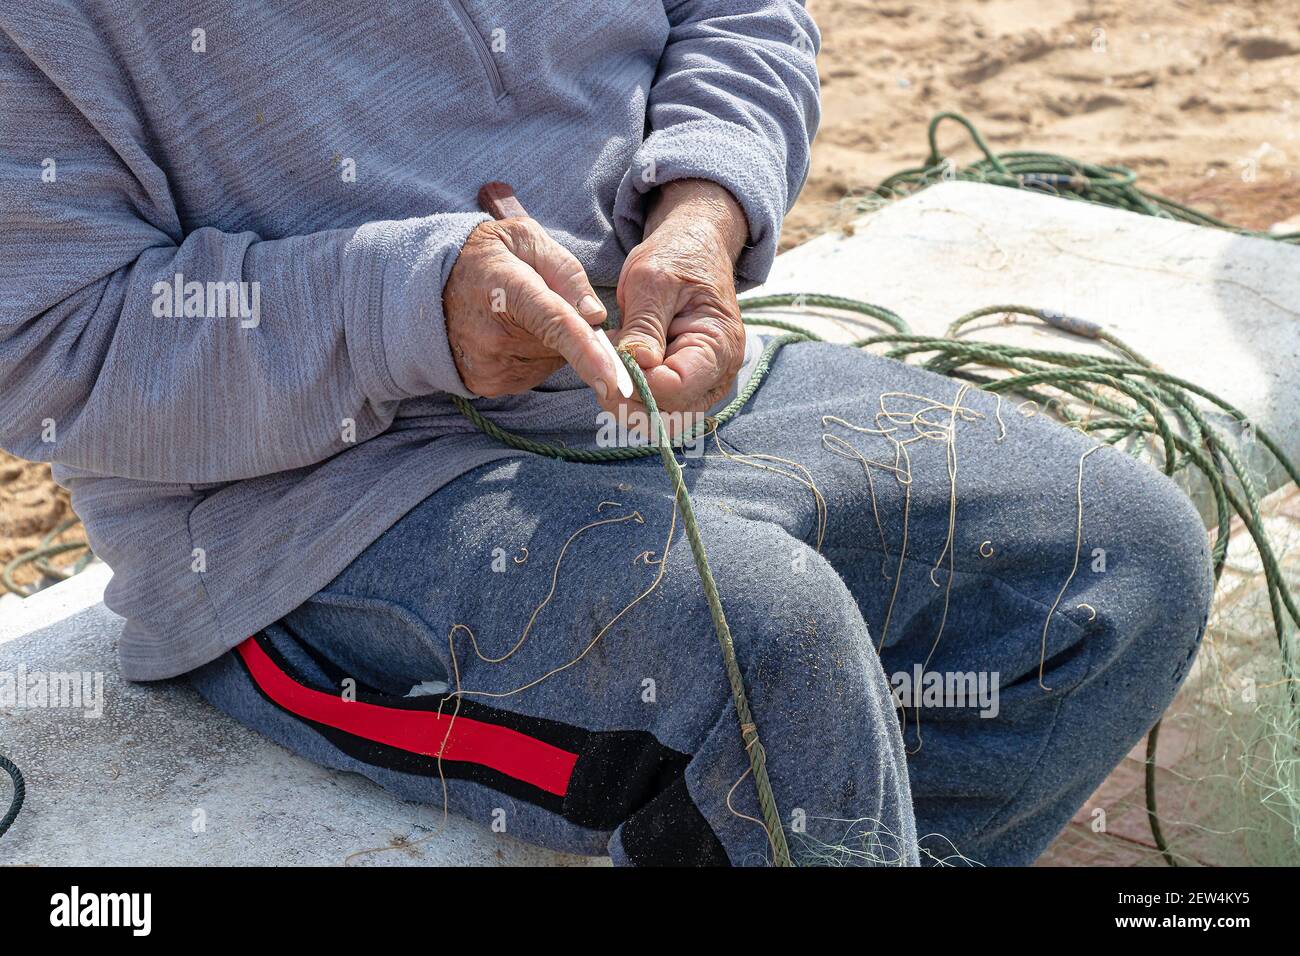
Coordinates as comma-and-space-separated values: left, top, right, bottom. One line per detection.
2, 0, 1298, 585
787, 0, 1300, 246
0, 457, 74, 590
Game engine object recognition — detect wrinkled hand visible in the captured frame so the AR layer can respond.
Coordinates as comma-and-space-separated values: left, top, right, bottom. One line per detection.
444, 217, 619, 400
615, 179, 750, 415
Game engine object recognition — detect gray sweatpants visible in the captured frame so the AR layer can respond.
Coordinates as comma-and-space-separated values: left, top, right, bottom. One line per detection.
190, 341, 1214, 866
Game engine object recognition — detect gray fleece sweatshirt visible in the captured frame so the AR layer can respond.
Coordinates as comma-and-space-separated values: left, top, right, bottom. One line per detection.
0, 1, 820, 680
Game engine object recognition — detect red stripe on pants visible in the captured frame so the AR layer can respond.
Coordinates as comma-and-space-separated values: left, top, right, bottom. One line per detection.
236, 637, 578, 796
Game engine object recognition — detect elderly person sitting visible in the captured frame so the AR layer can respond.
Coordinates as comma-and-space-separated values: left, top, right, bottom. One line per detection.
0, 1, 1210, 866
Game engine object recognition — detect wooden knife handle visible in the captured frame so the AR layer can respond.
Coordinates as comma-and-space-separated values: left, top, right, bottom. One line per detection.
477, 181, 529, 220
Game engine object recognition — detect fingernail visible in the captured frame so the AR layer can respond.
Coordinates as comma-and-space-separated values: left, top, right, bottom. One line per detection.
595, 379, 609, 402
577, 294, 604, 317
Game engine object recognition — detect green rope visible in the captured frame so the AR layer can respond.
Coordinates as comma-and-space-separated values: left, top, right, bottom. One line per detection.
1, 516, 92, 598
454, 333, 795, 864
450, 293, 1299, 866
623, 355, 793, 867
0, 753, 23, 840
872, 111, 1300, 244
447, 114, 1299, 865
462, 349, 799, 865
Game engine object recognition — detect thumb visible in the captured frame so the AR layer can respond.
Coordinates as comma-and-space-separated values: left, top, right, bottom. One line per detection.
614, 257, 672, 370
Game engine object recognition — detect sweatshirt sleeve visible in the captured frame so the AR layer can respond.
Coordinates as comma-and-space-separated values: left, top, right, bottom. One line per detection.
0, 29, 487, 484
613, 0, 821, 284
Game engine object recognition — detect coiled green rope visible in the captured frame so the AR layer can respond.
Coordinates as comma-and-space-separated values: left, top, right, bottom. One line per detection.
875, 111, 1300, 243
